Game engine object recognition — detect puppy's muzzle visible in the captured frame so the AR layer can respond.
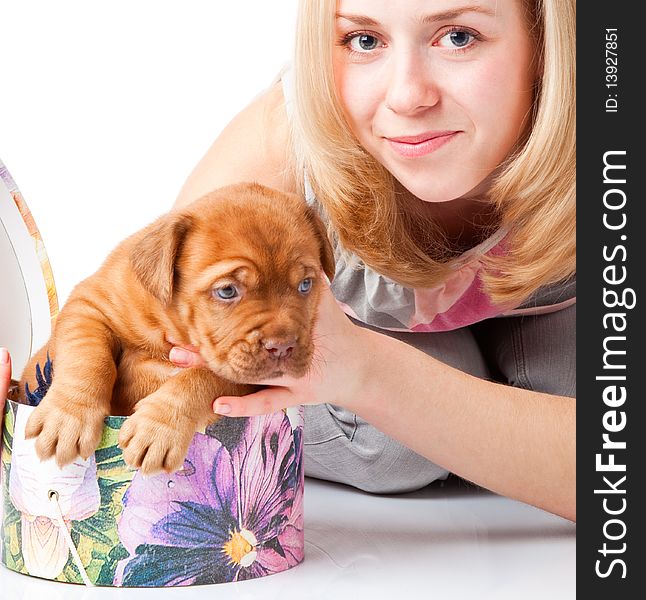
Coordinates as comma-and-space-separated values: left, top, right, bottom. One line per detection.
263, 338, 297, 360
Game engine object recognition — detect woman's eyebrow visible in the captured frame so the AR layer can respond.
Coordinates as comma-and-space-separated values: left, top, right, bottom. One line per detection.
336, 5, 496, 27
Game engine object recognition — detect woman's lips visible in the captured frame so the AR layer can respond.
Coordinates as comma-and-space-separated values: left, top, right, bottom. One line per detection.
385, 131, 460, 158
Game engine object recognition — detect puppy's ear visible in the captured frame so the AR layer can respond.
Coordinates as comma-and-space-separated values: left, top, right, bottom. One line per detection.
130, 212, 193, 305
305, 207, 336, 282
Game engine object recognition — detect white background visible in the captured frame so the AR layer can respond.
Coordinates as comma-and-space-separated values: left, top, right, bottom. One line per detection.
1, 0, 298, 305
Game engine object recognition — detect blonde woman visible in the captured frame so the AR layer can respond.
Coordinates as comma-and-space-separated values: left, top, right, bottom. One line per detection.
1, 0, 576, 520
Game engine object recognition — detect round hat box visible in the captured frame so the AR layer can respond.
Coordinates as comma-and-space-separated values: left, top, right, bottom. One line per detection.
0, 159, 304, 587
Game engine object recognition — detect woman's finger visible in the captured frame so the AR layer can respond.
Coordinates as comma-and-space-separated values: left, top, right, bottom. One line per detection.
169, 346, 207, 368
1, 348, 12, 401
213, 387, 296, 417
1, 348, 9, 487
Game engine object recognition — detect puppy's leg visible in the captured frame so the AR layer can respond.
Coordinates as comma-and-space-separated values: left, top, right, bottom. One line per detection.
24, 302, 118, 467
118, 368, 255, 475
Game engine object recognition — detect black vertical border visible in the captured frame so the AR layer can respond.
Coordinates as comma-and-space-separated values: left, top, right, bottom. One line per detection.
577, 2, 644, 596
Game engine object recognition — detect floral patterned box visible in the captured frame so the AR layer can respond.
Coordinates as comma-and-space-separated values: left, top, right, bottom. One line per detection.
0, 159, 304, 586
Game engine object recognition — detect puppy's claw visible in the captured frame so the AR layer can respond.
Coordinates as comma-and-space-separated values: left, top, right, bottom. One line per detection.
78, 429, 101, 461
162, 448, 182, 474
140, 450, 168, 477
118, 409, 195, 475
55, 445, 78, 469
24, 412, 44, 440
125, 444, 150, 471
23, 390, 106, 467
34, 431, 59, 462
117, 421, 135, 449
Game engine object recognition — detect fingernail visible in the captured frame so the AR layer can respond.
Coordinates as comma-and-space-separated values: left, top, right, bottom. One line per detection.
214, 403, 231, 415
169, 348, 190, 366
0, 348, 9, 365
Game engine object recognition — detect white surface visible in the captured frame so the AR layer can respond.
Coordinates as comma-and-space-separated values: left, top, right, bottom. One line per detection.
0, 477, 576, 599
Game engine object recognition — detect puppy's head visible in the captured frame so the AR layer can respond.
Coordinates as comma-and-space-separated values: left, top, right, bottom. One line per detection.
131, 183, 335, 383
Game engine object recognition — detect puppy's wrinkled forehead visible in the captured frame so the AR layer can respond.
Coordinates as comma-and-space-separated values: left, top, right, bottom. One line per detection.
181, 185, 323, 288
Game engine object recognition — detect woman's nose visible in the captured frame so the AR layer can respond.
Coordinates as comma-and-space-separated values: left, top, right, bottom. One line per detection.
384, 50, 440, 115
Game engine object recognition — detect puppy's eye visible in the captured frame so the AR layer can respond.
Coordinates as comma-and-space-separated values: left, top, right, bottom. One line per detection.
298, 278, 313, 294
214, 285, 239, 300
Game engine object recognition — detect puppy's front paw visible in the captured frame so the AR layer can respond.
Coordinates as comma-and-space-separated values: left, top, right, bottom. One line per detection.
24, 389, 106, 467
118, 407, 196, 476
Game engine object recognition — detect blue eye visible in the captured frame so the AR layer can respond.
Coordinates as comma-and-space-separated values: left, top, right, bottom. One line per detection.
214, 285, 238, 300
448, 31, 472, 47
436, 29, 477, 49
352, 34, 379, 52
298, 278, 313, 294
344, 33, 383, 53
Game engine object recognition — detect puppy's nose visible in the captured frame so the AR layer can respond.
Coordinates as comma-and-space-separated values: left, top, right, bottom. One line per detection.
263, 339, 296, 359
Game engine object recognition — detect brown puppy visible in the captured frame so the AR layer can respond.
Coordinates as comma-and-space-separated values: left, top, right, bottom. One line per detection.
20, 182, 335, 475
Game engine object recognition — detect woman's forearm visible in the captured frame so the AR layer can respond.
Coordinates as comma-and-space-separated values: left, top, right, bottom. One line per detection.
349, 328, 576, 521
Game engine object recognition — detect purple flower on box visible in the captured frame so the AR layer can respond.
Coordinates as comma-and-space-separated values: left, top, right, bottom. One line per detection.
114, 411, 304, 586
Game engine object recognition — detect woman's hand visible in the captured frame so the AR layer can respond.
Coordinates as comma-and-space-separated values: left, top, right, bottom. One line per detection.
1, 348, 11, 434
1, 347, 11, 394
169, 279, 373, 416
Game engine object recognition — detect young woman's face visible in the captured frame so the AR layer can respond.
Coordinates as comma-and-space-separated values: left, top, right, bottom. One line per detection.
333, 0, 536, 203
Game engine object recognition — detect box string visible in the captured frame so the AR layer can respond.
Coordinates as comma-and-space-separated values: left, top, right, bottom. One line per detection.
48, 490, 95, 587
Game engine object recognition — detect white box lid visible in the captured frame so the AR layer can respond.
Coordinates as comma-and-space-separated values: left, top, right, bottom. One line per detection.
0, 159, 58, 379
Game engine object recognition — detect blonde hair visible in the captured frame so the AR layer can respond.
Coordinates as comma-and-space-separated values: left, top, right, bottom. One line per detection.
290, 0, 576, 306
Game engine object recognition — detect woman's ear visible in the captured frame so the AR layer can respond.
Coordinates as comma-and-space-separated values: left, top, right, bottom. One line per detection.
130, 212, 194, 305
